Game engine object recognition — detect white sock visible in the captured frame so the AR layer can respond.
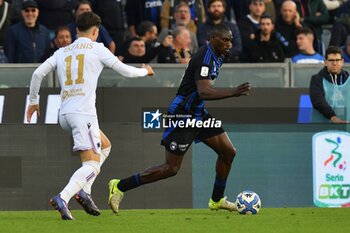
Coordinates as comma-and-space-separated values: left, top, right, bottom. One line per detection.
82, 146, 111, 194
60, 160, 100, 204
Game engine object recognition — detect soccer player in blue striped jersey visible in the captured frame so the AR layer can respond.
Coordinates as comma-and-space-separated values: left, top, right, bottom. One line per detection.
108, 24, 251, 213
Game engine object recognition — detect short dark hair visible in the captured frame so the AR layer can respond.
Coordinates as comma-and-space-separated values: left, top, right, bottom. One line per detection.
136, 21, 155, 37
76, 11, 101, 32
129, 37, 143, 43
76, 0, 93, 11
260, 14, 273, 23
295, 27, 314, 37
210, 24, 231, 39
325, 46, 342, 59
128, 37, 144, 48
206, 0, 226, 9
249, 0, 265, 4
55, 26, 71, 37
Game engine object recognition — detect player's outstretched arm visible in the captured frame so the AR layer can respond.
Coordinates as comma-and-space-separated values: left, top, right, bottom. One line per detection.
330, 116, 349, 124
110, 59, 155, 78
196, 80, 251, 100
141, 64, 155, 76
232, 82, 251, 97
26, 104, 40, 123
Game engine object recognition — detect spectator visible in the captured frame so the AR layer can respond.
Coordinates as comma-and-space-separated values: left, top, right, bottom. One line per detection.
7, 0, 22, 24
340, 35, 350, 63
197, 0, 242, 62
121, 37, 148, 63
238, 0, 266, 62
158, 2, 198, 54
94, 0, 126, 50
247, 15, 285, 62
264, 0, 277, 22
329, 11, 350, 47
68, 0, 116, 54
161, 0, 206, 32
225, 0, 249, 22
293, 0, 329, 47
333, 0, 350, 17
137, 21, 159, 47
48, 26, 72, 55
323, 0, 344, 10
226, 0, 279, 22
36, 0, 78, 38
119, 21, 173, 63
0, 0, 12, 46
310, 46, 349, 123
5, 0, 50, 63
275, 0, 302, 57
0, 0, 13, 63
323, 0, 345, 23
125, 0, 163, 38
158, 26, 192, 63
291, 27, 324, 63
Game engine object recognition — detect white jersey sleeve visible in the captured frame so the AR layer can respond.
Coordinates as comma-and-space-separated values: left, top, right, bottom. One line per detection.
29, 55, 57, 105
97, 44, 148, 78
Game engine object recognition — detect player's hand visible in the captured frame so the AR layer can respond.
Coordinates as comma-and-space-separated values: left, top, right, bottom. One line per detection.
142, 64, 155, 76
26, 104, 40, 123
330, 116, 349, 124
232, 82, 251, 97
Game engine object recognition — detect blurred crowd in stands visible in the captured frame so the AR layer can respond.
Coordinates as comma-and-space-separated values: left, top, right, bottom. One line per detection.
1, 0, 350, 64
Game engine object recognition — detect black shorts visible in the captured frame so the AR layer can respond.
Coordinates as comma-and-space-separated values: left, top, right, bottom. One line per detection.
161, 113, 225, 155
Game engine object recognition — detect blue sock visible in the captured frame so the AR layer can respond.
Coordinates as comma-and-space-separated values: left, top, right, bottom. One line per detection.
117, 173, 142, 192
211, 177, 227, 202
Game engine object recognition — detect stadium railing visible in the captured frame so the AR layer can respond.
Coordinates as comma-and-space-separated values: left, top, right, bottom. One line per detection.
0, 62, 349, 88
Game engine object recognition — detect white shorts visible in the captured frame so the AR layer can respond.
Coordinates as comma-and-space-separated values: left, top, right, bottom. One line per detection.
59, 113, 101, 154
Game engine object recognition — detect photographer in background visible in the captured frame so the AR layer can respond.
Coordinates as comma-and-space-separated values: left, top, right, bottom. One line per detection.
310, 46, 349, 123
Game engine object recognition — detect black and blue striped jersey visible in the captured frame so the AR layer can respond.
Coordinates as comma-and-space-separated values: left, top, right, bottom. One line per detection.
168, 44, 224, 117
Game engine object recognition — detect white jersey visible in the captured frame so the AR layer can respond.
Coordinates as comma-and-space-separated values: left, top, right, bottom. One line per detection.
29, 37, 148, 116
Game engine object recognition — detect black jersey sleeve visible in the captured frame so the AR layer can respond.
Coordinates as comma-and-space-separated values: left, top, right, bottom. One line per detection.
194, 57, 211, 81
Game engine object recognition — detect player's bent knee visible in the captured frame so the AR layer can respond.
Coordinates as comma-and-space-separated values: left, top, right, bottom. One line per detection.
100, 131, 111, 149
101, 138, 111, 149
220, 144, 236, 158
101, 145, 111, 159
232, 147, 237, 157
220, 146, 236, 164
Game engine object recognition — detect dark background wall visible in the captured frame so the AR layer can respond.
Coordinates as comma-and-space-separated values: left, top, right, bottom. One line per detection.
1, 87, 308, 124
0, 124, 192, 211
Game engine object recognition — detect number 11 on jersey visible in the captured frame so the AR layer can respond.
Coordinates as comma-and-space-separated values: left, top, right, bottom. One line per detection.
64, 54, 85, 86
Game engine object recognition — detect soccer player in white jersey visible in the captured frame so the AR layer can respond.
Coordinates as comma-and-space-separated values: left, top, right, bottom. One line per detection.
26, 12, 154, 220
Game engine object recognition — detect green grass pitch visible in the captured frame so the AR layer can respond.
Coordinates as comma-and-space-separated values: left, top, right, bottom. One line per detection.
1, 208, 349, 233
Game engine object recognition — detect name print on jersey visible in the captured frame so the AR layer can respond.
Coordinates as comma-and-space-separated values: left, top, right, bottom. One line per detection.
64, 43, 93, 52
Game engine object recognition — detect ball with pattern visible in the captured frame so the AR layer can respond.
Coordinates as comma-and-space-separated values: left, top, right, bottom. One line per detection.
235, 190, 261, 214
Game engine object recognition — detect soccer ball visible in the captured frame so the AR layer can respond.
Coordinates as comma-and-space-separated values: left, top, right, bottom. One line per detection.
235, 190, 261, 214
